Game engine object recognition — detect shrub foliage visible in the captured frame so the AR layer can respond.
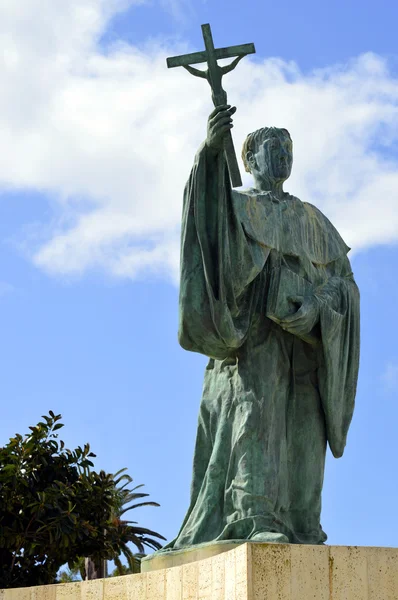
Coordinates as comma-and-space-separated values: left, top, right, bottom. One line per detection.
0, 412, 164, 588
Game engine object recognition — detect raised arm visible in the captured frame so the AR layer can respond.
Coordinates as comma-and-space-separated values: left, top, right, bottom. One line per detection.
178, 107, 268, 359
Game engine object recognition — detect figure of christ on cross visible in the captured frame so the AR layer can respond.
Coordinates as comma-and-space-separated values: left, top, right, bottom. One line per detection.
167, 23, 256, 187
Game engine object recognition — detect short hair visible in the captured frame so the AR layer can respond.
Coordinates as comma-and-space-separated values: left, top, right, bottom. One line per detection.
241, 127, 292, 173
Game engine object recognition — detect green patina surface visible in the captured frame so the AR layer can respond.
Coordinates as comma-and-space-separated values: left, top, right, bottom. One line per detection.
159, 111, 360, 552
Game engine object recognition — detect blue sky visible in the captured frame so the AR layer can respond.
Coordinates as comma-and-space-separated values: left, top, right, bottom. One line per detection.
1, 0, 398, 554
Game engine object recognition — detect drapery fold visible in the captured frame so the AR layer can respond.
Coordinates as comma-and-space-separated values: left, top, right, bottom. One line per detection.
179, 144, 359, 457
179, 143, 269, 360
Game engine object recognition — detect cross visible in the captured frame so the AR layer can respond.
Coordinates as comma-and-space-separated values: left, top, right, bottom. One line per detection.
167, 24, 256, 188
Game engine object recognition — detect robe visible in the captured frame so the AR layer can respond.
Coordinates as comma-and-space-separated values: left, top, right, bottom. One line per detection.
169, 143, 360, 547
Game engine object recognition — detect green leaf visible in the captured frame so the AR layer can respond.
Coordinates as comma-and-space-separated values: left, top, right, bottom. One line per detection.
0, 411, 165, 588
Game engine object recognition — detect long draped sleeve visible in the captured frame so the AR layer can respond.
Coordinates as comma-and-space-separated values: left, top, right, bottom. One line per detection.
314, 256, 360, 458
178, 144, 269, 360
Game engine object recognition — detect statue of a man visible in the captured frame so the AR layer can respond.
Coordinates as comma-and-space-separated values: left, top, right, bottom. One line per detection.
169, 105, 360, 547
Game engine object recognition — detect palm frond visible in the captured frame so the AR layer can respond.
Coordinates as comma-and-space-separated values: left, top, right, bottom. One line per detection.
119, 501, 160, 515
113, 555, 125, 575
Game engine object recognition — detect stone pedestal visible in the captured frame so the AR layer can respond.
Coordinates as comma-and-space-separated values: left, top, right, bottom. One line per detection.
139, 542, 398, 599
1, 543, 397, 600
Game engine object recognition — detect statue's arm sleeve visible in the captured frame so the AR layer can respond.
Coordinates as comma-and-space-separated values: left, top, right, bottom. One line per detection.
314, 256, 360, 458
178, 143, 268, 360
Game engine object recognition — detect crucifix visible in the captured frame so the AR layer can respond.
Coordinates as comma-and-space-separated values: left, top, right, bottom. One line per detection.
167, 24, 256, 188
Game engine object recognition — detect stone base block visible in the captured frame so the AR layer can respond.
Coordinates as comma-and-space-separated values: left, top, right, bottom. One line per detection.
2, 543, 398, 600
140, 543, 398, 599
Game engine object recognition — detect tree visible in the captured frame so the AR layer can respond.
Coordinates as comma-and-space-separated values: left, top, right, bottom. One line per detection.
109, 553, 145, 577
58, 559, 83, 583
0, 412, 165, 588
109, 469, 161, 576
82, 468, 163, 580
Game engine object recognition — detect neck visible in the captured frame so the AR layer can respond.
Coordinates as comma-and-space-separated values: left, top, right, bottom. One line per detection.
252, 174, 285, 198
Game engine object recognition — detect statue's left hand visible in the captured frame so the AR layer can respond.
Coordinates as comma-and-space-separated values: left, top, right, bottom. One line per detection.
280, 295, 320, 338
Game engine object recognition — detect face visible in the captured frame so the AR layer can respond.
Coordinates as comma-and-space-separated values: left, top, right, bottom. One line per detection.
252, 130, 293, 182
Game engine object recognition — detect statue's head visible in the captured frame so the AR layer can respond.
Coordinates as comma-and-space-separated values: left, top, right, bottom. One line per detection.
242, 127, 293, 184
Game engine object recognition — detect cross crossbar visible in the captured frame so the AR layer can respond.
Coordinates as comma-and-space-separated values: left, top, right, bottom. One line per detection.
167, 43, 255, 69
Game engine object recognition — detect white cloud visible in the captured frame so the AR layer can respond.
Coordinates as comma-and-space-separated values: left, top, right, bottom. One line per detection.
159, 0, 195, 24
1, 1, 398, 283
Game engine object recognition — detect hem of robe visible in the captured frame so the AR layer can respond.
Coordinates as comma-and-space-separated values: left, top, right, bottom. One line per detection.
161, 513, 327, 553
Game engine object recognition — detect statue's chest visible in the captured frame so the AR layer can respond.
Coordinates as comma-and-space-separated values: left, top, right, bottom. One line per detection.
233, 191, 346, 267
